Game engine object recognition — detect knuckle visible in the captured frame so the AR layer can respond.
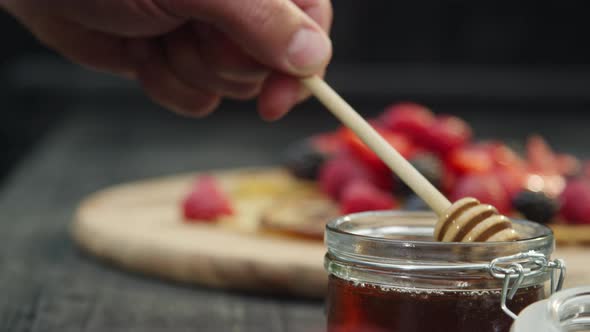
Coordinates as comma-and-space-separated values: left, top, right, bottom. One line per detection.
242, 0, 287, 31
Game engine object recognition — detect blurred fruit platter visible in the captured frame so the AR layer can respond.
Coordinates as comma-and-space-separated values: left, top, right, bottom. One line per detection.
73, 102, 590, 297
183, 102, 590, 245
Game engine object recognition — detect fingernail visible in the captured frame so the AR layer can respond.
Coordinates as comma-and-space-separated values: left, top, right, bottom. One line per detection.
287, 28, 331, 73
127, 39, 153, 64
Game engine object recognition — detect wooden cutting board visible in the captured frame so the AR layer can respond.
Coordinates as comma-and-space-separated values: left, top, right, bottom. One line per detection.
72, 167, 590, 298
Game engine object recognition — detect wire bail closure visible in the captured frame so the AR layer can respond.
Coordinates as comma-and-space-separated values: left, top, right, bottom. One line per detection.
489, 250, 566, 320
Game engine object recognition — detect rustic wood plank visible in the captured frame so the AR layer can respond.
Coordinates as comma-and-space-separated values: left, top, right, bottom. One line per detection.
0, 106, 326, 332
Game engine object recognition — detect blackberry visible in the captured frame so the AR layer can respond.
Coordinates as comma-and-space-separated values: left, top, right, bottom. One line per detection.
394, 153, 443, 197
404, 194, 430, 211
283, 139, 327, 180
512, 190, 559, 224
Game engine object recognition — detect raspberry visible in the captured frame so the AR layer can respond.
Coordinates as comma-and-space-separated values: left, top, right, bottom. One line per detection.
340, 180, 398, 214
422, 115, 472, 154
560, 179, 590, 225
318, 157, 375, 200
380, 102, 435, 141
450, 174, 511, 214
182, 176, 233, 222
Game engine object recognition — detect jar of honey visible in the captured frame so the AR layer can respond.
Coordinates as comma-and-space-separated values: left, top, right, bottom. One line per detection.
324, 211, 564, 332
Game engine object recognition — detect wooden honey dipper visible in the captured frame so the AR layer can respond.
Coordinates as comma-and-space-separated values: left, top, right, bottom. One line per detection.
301, 76, 519, 242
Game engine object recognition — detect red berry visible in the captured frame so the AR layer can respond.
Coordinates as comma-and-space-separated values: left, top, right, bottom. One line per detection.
484, 142, 526, 169
310, 132, 344, 156
422, 115, 472, 154
182, 176, 233, 222
450, 174, 511, 214
441, 164, 457, 195
380, 102, 435, 140
447, 145, 494, 175
555, 153, 581, 177
318, 157, 375, 200
560, 179, 590, 225
526, 135, 558, 174
584, 161, 590, 178
340, 127, 414, 172
496, 167, 527, 200
340, 180, 398, 214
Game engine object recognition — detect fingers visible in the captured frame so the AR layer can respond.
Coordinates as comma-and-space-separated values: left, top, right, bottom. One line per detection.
128, 38, 221, 117
257, 73, 303, 121
195, 25, 270, 84
162, 25, 263, 100
8, 0, 334, 119
164, 0, 332, 77
257, 68, 326, 121
256, 0, 333, 120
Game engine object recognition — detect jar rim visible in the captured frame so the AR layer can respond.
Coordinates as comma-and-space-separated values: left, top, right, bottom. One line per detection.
325, 210, 554, 265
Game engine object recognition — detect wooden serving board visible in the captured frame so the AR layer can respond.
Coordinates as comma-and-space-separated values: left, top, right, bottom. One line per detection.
72, 167, 590, 298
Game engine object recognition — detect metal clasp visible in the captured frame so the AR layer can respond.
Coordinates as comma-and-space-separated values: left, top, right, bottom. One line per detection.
489, 251, 566, 320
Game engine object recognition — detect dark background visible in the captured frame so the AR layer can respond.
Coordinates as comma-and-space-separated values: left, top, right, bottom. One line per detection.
2, 2, 590, 182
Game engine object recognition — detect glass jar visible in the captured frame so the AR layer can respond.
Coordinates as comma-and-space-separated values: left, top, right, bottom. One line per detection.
511, 286, 590, 332
324, 211, 563, 332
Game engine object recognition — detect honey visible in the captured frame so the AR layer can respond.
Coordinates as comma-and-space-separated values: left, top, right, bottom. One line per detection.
327, 275, 543, 332
324, 211, 556, 332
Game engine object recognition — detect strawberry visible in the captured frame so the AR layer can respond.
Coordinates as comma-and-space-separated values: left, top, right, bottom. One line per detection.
340, 180, 398, 214
379, 102, 435, 141
555, 153, 581, 177
526, 135, 558, 174
478, 142, 528, 198
447, 145, 494, 175
483, 142, 526, 169
339, 127, 415, 172
310, 132, 344, 156
525, 136, 568, 197
450, 174, 511, 214
422, 115, 472, 154
182, 176, 233, 222
560, 179, 590, 225
584, 161, 590, 178
494, 166, 527, 200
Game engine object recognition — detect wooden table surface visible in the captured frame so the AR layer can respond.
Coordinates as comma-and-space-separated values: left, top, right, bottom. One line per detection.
1, 97, 589, 331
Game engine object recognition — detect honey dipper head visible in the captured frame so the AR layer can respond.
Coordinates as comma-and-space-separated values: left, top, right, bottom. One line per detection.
434, 197, 520, 242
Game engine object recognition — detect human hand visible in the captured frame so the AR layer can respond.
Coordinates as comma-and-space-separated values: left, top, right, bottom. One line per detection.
2, 0, 332, 120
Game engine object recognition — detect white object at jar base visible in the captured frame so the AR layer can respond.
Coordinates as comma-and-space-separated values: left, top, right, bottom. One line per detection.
512, 287, 590, 332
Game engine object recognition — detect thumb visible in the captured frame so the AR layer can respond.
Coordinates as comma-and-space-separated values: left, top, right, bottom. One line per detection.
169, 0, 332, 76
